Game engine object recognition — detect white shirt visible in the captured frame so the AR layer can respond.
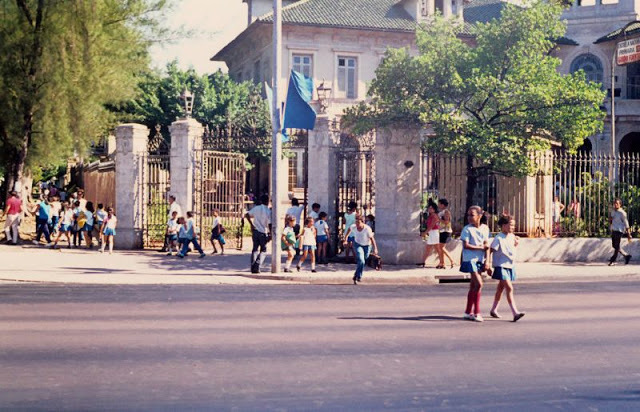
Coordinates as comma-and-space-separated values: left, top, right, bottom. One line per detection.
61, 209, 74, 225
85, 210, 94, 226
353, 225, 374, 246
105, 215, 117, 229
169, 201, 183, 219
78, 198, 87, 210
248, 204, 271, 234
344, 212, 356, 229
314, 220, 329, 236
286, 205, 304, 225
301, 226, 316, 246
491, 232, 516, 269
309, 211, 319, 221
461, 224, 490, 263
611, 209, 630, 233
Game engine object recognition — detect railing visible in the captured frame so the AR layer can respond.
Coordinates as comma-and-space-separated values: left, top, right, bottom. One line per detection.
421, 151, 640, 237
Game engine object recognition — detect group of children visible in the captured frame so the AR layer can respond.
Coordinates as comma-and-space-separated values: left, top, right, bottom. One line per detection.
31, 189, 118, 254
280, 202, 331, 273
164, 210, 210, 258
460, 205, 525, 323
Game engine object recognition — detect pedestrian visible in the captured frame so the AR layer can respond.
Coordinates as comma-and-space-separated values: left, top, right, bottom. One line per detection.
52, 201, 73, 249
3, 190, 22, 244
32, 196, 53, 246
165, 211, 180, 256
176, 216, 188, 255
461, 205, 492, 322
608, 198, 633, 266
315, 211, 330, 264
343, 215, 378, 285
309, 203, 321, 221
281, 215, 297, 272
177, 211, 205, 258
489, 215, 525, 322
71, 200, 85, 248
49, 195, 61, 237
163, 195, 183, 252
286, 197, 304, 255
209, 208, 226, 255
296, 217, 317, 272
83, 202, 95, 249
552, 196, 564, 236
100, 207, 117, 254
343, 201, 357, 262
437, 198, 455, 269
365, 214, 375, 232
422, 202, 440, 268
76, 189, 87, 210
245, 194, 271, 273
95, 203, 107, 248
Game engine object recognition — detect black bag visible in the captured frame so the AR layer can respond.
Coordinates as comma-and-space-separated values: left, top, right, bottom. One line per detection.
367, 253, 383, 271
219, 224, 226, 234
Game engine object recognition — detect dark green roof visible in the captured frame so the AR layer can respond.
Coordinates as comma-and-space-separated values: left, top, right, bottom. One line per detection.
556, 36, 578, 46
258, 0, 507, 33
594, 20, 640, 44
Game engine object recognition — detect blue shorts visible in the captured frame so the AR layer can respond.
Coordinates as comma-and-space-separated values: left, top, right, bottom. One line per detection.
103, 228, 116, 236
60, 224, 71, 233
210, 234, 226, 244
169, 234, 178, 241
492, 267, 516, 281
83, 224, 93, 232
302, 245, 316, 252
316, 235, 328, 243
460, 260, 484, 273
347, 236, 355, 243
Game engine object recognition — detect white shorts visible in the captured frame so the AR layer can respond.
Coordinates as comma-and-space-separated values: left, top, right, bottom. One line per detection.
426, 229, 440, 245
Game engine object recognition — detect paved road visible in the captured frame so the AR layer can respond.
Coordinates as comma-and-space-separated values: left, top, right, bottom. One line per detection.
1, 281, 639, 411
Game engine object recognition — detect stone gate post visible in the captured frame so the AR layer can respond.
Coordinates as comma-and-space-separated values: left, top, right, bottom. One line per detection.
307, 115, 337, 225
169, 118, 203, 214
374, 128, 424, 265
115, 123, 149, 249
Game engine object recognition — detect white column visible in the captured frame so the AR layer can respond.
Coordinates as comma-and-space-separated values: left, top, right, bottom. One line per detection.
374, 128, 424, 265
169, 118, 203, 215
307, 116, 336, 223
426, 0, 435, 16
442, 0, 453, 18
114, 123, 149, 249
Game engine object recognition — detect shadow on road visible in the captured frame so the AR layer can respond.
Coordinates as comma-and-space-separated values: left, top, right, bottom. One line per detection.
338, 315, 461, 322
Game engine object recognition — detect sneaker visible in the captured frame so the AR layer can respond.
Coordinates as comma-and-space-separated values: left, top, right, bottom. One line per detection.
625, 255, 632, 265
608, 261, 616, 266
463, 313, 475, 321
296, 265, 301, 272
473, 314, 484, 322
177, 254, 184, 258
283, 268, 291, 273
513, 313, 526, 322
490, 311, 501, 319
99, 249, 104, 253
311, 269, 317, 273
199, 253, 206, 258
46, 242, 54, 248
32, 240, 39, 245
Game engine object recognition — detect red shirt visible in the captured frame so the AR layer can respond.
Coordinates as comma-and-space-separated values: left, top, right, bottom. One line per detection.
6, 197, 22, 215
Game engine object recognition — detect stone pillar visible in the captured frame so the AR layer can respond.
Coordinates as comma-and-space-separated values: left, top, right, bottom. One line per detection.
169, 118, 203, 214
374, 128, 424, 265
456, 0, 463, 19
307, 116, 338, 227
426, 0, 435, 16
442, 0, 452, 18
115, 123, 149, 249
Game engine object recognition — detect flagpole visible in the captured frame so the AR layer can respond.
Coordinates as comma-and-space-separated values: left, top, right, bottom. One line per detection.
271, 0, 283, 273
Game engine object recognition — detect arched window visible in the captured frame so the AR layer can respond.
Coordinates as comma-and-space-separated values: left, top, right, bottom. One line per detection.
570, 54, 603, 84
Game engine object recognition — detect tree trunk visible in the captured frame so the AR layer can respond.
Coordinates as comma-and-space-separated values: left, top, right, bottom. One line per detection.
465, 153, 477, 212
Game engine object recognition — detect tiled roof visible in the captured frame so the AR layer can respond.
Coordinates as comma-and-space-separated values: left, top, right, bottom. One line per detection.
257, 0, 507, 33
594, 21, 640, 44
556, 36, 579, 46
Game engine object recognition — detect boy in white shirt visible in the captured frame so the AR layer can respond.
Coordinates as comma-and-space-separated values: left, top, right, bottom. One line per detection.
314, 212, 330, 264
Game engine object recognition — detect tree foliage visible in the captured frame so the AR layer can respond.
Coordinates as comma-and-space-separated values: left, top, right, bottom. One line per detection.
0, 0, 171, 198
343, 1, 605, 178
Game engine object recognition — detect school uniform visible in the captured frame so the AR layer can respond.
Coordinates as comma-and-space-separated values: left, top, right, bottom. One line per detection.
491, 232, 517, 281
459, 224, 490, 273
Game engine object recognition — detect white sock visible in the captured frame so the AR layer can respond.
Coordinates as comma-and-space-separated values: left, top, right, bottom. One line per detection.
509, 303, 519, 316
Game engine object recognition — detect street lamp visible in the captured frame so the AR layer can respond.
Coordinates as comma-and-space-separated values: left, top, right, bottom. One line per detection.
179, 88, 195, 118
316, 79, 332, 114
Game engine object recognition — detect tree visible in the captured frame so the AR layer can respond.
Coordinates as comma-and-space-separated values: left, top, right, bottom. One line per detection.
0, 0, 171, 199
118, 62, 272, 157
343, 1, 605, 209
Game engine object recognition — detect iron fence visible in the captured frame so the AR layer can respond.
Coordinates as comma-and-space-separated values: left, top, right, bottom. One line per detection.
421, 151, 640, 237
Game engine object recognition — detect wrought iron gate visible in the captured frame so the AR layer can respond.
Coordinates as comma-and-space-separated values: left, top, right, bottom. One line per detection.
140, 128, 171, 249
333, 133, 376, 251
193, 149, 247, 250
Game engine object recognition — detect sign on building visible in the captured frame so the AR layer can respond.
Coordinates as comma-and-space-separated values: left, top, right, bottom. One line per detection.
617, 37, 640, 65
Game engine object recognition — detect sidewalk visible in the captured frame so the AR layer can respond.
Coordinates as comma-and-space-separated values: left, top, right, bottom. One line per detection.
0, 244, 638, 285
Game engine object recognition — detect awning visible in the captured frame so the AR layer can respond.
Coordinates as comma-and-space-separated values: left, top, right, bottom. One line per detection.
594, 20, 640, 44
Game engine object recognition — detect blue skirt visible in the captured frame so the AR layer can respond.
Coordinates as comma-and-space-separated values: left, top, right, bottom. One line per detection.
460, 260, 483, 273
492, 267, 516, 281
60, 224, 71, 233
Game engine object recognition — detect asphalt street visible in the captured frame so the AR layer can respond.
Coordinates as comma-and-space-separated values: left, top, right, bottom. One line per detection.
1, 281, 639, 411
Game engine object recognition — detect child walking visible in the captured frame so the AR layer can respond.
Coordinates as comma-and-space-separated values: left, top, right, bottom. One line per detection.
489, 215, 525, 322
281, 216, 297, 272
177, 211, 205, 258
95, 203, 107, 248
100, 207, 117, 254
52, 201, 73, 248
314, 212, 330, 264
166, 211, 180, 256
461, 206, 492, 322
296, 217, 317, 272
209, 209, 226, 255
343, 202, 357, 262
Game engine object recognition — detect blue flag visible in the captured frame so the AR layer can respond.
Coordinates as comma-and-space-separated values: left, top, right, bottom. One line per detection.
283, 70, 316, 131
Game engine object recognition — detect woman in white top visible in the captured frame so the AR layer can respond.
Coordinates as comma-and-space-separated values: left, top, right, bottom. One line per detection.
343, 215, 378, 284
296, 217, 317, 272
51, 202, 73, 249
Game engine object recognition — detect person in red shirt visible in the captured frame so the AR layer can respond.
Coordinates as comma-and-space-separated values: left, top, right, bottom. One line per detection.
3, 191, 23, 244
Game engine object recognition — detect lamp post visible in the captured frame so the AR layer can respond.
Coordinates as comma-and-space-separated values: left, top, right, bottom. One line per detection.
271, 0, 283, 273
316, 79, 332, 114
611, 48, 616, 156
179, 88, 194, 119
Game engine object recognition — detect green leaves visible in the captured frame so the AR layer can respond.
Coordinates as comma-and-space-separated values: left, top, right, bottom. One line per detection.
343, 0, 605, 177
